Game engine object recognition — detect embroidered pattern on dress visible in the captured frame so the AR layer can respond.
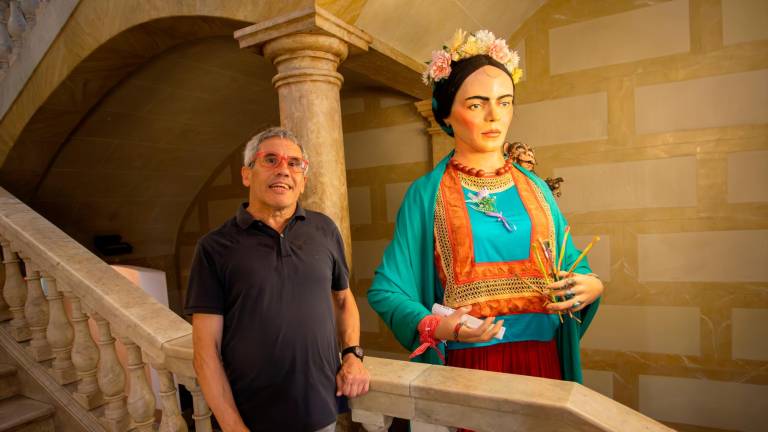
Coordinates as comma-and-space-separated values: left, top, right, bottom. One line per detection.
434, 169, 553, 310
457, 171, 514, 193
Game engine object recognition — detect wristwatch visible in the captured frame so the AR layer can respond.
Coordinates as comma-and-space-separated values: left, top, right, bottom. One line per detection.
341, 345, 364, 362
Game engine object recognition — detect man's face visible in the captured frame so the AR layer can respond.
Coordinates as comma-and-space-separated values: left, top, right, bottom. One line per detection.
241, 137, 307, 213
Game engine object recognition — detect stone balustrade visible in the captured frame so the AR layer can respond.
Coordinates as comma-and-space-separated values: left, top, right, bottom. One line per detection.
0, 185, 204, 431
0, 182, 672, 431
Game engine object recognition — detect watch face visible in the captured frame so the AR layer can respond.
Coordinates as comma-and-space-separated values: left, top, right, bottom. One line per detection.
354, 346, 364, 357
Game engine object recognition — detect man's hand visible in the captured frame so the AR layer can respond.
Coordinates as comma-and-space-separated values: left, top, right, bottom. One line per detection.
335, 355, 370, 398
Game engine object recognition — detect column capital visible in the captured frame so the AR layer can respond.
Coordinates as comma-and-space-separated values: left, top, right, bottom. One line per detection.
414, 99, 448, 136
234, 6, 372, 56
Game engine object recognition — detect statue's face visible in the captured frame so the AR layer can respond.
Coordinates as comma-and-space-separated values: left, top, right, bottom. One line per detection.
445, 66, 515, 156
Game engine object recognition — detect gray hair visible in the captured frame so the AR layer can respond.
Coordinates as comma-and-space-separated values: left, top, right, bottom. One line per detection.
243, 127, 308, 167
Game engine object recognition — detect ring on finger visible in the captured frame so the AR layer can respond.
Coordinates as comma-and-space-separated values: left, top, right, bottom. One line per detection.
572, 299, 582, 309
565, 288, 575, 299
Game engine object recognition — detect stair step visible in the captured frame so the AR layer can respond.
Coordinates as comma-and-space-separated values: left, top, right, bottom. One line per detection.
0, 396, 55, 432
0, 364, 19, 401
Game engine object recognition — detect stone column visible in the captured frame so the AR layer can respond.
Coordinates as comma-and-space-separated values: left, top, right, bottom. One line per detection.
42, 273, 77, 384
180, 377, 211, 432
235, 8, 372, 262
93, 312, 129, 432
20, 255, 53, 361
154, 366, 187, 432
66, 292, 104, 409
0, 237, 14, 322
415, 99, 454, 167
123, 338, 156, 432
1, 240, 30, 340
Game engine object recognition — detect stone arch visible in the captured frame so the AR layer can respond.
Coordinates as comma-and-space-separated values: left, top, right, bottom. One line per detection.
0, 0, 315, 198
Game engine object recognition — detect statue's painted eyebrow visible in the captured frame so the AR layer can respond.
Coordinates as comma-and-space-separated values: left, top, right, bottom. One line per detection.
464, 94, 514, 101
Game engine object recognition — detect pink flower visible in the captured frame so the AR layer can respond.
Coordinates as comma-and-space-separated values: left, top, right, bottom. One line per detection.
428, 50, 452, 82
488, 39, 511, 64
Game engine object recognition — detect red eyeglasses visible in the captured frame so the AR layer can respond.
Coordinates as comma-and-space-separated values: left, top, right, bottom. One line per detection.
248, 151, 309, 173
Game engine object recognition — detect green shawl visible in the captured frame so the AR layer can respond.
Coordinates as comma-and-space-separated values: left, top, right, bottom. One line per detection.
367, 153, 600, 383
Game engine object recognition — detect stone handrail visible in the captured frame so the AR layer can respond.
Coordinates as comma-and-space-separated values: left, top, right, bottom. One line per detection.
352, 357, 673, 431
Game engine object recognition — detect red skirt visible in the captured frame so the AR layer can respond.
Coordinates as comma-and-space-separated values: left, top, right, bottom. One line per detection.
446, 340, 562, 432
446, 339, 562, 378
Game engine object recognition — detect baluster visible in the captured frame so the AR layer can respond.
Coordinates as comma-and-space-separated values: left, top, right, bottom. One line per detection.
154, 366, 187, 432
42, 273, 77, 384
0, 22, 10, 80
66, 292, 104, 409
19, 0, 38, 27
93, 313, 129, 432
123, 338, 156, 431
7, 1, 25, 51
0, 238, 11, 321
353, 410, 394, 432
20, 256, 53, 361
184, 377, 212, 432
1, 241, 30, 341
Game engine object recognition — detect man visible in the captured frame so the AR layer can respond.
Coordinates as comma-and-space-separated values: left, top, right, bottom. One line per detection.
185, 127, 369, 432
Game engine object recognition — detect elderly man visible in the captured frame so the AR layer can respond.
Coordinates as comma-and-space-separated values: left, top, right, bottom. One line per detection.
185, 127, 369, 432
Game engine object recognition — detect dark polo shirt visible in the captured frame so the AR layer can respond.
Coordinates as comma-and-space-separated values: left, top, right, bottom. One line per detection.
185, 203, 349, 432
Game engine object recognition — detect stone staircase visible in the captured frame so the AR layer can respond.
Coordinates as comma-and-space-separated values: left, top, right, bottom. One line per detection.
0, 363, 54, 432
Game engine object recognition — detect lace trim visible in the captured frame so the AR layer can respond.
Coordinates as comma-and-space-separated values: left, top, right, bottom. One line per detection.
457, 170, 515, 193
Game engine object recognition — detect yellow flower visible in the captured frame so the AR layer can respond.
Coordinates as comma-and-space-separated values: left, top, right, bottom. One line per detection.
462, 36, 480, 56
512, 67, 524, 84
448, 28, 467, 52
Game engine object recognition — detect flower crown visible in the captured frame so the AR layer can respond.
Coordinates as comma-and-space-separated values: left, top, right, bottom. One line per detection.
422, 29, 523, 87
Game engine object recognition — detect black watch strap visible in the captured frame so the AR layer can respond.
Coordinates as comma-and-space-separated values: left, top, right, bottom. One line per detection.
341, 345, 364, 361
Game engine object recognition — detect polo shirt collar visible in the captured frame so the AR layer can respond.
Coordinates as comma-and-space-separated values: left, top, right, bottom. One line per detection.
236, 202, 307, 230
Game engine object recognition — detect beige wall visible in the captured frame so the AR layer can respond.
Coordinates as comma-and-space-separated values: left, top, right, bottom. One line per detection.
169, 2, 766, 429
503, 1, 767, 430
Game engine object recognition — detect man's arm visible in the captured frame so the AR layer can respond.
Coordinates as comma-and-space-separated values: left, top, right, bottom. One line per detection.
332, 289, 370, 398
192, 313, 249, 432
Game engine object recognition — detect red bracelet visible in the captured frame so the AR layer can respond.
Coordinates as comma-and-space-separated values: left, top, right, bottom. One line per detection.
409, 315, 445, 363
453, 321, 463, 341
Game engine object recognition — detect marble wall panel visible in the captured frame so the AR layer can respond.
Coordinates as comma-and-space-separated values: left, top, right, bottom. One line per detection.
635, 69, 768, 134
351, 240, 389, 280
731, 308, 768, 361
356, 295, 380, 333
581, 305, 700, 355
554, 157, 697, 213
212, 168, 233, 187
571, 235, 611, 281
385, 182, 411, 223
507, 92, 608, 147
341, 97, 365, 115
727, 150, 768, 203
549, 0, 690, 74
182, 204, 199, 234
348, 186, 372, 226
206, 199, 243, 229
638, 230, 768, 282
344, 122, 429, 170
722, 0, 768, 46
380, 94, 412, 109
177, 245, 196, 277
638, 375, 767, 431
582, 369, 614, 399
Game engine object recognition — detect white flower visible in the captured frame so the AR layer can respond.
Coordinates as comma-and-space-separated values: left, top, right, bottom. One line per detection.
474, 30, 496, 50
509, 50, 521, 69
